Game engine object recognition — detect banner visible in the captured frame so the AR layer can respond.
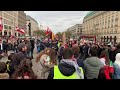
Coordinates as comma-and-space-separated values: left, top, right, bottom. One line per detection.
62, 32, 66, 45
52, 32, 55, 40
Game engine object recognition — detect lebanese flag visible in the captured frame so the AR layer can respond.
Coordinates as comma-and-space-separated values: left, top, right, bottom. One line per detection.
19, 28, 25, 34
16, 27, 25, 34
10, 35, 14, 39
0, 17, 3, 31
16, 27, 20, 31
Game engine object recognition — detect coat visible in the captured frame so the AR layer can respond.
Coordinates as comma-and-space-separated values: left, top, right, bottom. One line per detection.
83, 56, 104, 79
0, 73, 9, 79
113, 63, 120, 79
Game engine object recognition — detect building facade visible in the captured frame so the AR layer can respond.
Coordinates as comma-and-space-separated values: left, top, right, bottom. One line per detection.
83, 11, 120, 43
0, 11, 26, 37
67, 24, 82, 38
26, 15, 39, 36
17, 11, 26, 36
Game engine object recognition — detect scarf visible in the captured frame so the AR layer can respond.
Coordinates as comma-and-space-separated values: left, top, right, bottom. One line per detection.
60, 59, 84, 79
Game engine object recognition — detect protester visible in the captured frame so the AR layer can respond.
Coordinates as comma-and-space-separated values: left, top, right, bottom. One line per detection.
57, 43, 64, 63
10, 43, 28, 74
83, 46, 104, 79
3, 39, 8, 56
109, 46, 117, 63
30, 38, 35, 59
113, 53, 120, 79
36, 48, 57, 79
0, 62, 9, 79
25, 38, 31, 58
47, 48, 84, 79
11, 59, 36, 79
50, 40, 58, 55
99, 50, 110, 65
0, 39, 3, 54
72, 45, 84, 69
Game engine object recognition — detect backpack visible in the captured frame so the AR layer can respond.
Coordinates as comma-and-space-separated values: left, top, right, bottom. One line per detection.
98, 64, 114, 79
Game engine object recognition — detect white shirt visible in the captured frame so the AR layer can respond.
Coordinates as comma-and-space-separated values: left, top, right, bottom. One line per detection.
100, 58, 106, 65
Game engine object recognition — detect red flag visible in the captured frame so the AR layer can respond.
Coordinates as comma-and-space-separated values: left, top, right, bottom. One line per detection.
45, 27, 51, 36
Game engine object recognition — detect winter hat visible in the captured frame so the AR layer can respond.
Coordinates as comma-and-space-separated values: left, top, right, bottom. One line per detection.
115, 53, 120, 66
18, 43, 26, 51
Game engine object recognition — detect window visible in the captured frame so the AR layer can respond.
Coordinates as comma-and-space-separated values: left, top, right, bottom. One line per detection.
4, 19, 7, 24
9, 32, 11, 36
102, 20, 104, 28
115, 18, 118, 22
9, 26, 11, 30
4, 31, 7, 35
115, 24, 118, 27
0, 32, 2, 36
114, 28, 118, 33
111, 19, 114, 23
111, 24, 113, 27
4, 25, 8, 29
110, 29, 113, 34
112, 29, 114, 34
15, 33, 17, 36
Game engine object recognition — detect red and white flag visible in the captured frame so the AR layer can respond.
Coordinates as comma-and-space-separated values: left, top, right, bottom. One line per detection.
0, 17, 3, 31
45, 27, 51, 36
16, 27, 25, 34
16, 27, 20, 31
19, 28, 25, 34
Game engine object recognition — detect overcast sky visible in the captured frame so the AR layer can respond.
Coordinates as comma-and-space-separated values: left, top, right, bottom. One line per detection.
24, 11, 89, 34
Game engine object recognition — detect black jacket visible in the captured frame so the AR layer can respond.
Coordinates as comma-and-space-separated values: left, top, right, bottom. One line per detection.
77, 58, 84, 70
12, 51, 27, 68
9, 51, 27, 74
40, 42, 46, 51
47, 63, 76, 79
109, 50, 116, 63
30, 39, 35, 49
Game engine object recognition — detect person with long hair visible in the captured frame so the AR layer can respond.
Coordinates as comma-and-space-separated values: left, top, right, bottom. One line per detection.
36, 48, 57, 79
99, 50, 110, 66
11, 59, 36, 79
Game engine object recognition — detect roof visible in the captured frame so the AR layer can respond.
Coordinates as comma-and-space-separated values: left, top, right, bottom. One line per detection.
84, 11, 96, 19
26, 15, 38, 24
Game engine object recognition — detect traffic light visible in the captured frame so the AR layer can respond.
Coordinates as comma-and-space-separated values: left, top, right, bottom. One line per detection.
28, 22, 31, 36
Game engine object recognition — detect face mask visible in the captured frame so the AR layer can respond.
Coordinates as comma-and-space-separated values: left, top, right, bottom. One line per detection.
46, 56, 50, 62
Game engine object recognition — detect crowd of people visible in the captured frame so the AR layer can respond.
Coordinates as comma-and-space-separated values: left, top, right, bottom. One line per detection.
0, 36, 120, 79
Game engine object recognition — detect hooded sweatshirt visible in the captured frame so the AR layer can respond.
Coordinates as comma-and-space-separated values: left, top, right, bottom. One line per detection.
113, 53, 120, 79
114, 53, 120, 66
48, 62, 77, 79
